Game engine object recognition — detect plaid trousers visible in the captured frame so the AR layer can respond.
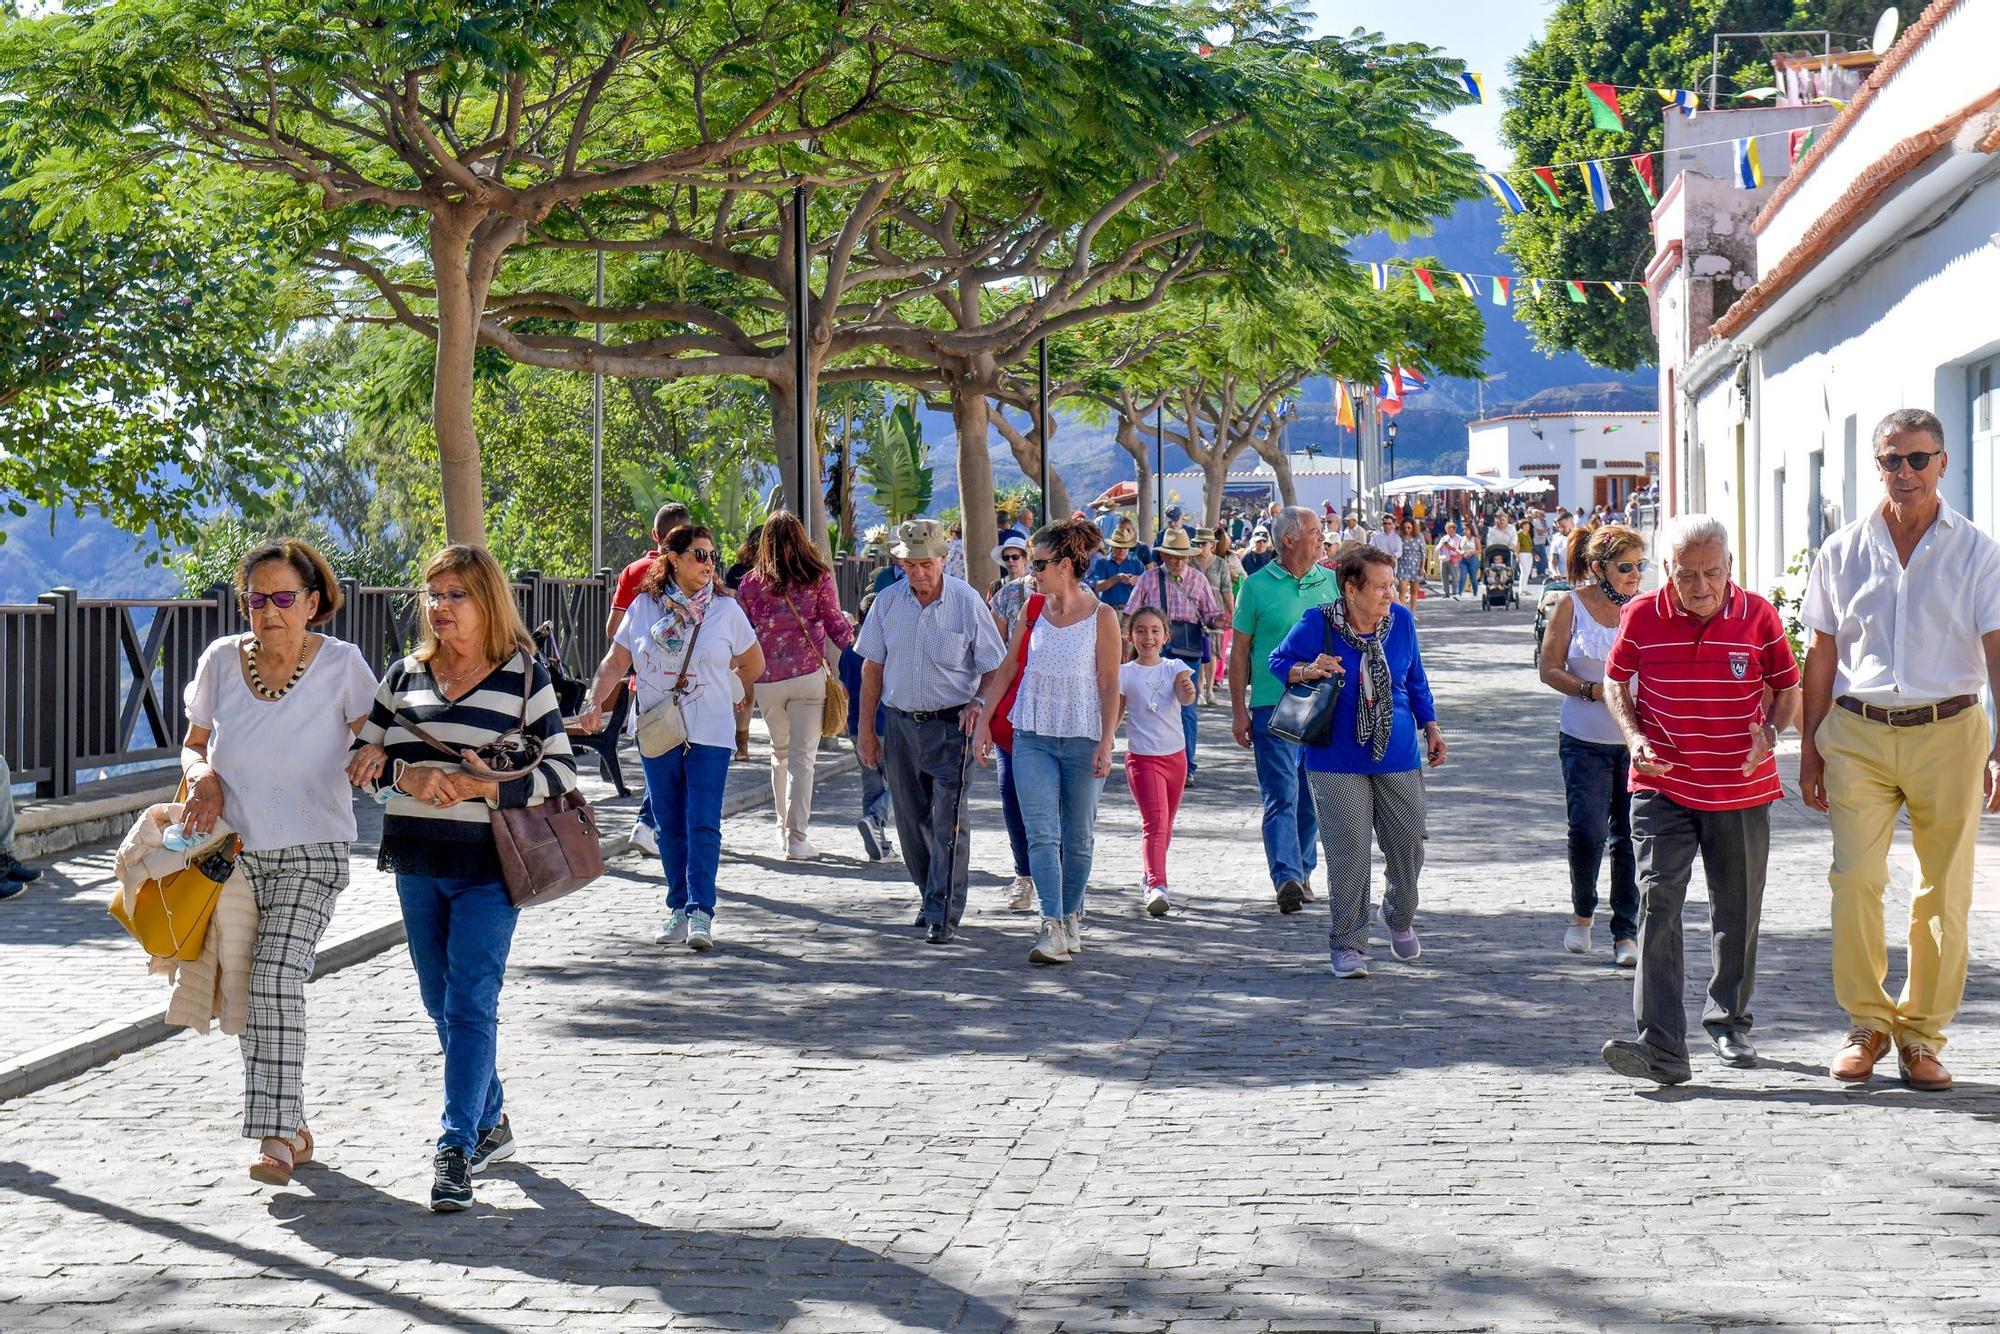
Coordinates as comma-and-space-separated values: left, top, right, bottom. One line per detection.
237, 843, 348, 1139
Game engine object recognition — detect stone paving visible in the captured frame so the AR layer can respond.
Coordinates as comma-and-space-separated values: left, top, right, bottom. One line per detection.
6, 596, 2000, 1331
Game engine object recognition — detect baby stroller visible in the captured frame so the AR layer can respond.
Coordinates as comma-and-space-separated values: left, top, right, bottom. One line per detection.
533, 620, 633, 795
1480, 544, 1519, 611
1532, 573, 1572, 663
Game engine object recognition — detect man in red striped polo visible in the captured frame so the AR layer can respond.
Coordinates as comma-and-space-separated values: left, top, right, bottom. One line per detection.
1598, 514, 1802, 1084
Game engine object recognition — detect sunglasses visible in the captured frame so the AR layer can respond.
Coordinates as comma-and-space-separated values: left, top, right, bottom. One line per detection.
1607, 560, 1649, 575
246, 589, 308, 610
1002, 551, 1026, 562
685, 548, 718, 564
423, 589, 472, 606
1030, 558, 1056, 572
1877, 450, 1938, 474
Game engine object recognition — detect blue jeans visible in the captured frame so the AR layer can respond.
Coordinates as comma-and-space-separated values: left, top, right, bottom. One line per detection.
1559, 733, 1640, 941
996, 745, 1032, 879
396, 871, 520, 1153
1457, 560, 1481, 595
860, 758, 894, 832
1181, 699, 1199, 775
636, 790, 655, 833
641, 742, 732, 916
1250, 705, 1319, 890
1011, 731, 1107, 919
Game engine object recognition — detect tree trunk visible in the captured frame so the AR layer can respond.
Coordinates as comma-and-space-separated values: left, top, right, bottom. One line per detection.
430, 218, 488, 547
952, 388, 998, 593
1202, 453, 1231, 531
1116, 417, 1153, 541
769, 377, 826, 546
837, 401, 855, 554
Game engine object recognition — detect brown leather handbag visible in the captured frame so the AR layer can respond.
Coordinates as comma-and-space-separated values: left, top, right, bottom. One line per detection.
395, 654, 604, 908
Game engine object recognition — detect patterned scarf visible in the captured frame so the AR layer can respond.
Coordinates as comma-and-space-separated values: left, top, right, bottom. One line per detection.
1331, 598, 1393, 762
1599, 578, 1635, 607
649, 580, 715, 694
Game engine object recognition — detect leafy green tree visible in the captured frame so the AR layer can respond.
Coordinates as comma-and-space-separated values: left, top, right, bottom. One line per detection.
1499, 0, 1881, 368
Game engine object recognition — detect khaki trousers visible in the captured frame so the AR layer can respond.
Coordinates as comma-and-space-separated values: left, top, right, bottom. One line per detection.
1820, 703, 1986, 1051
755, 671, 827, 844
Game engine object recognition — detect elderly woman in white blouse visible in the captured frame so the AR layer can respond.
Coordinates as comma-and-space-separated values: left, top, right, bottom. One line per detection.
179, 538, 378, 1187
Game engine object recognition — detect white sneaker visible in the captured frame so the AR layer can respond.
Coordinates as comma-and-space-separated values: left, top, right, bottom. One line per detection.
1144, 884, 1170, 917
687, 911, 715, 951
630, 819, 658, 856
1564, 921, 1594, 955
785, 838, 823, 861
1062, 911, 1084, 956
1006, 875, 1036, 912
1613, 939, 1639, 968
653, 909, 688, 945
1029, 918, 1071, 965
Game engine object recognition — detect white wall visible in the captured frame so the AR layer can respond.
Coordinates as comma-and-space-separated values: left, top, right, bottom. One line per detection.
1466, 416, 1660, 512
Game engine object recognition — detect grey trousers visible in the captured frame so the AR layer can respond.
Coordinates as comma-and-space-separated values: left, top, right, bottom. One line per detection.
1630, 792, 1769, 1062
1306, 769, 1426, 953
882, 708, 974, 928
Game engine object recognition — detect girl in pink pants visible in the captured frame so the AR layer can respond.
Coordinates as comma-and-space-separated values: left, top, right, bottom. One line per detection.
1118, 609, 1196, 917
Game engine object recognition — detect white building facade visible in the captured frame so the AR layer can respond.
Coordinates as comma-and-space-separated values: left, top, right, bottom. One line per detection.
1465, 412, 1660, 513
1651, 0, 2000, 588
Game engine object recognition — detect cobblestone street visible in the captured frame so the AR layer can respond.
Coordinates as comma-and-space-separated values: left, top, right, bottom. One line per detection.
6, 597, 2000, 1332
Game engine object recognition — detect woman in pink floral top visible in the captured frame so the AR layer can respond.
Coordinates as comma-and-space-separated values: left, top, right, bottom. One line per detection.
735, 512, 856, 859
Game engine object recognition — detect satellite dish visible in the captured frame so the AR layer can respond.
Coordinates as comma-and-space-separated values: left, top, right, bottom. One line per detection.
1871, 7, 1901, 53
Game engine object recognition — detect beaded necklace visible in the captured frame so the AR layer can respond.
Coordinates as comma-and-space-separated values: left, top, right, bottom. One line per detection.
245, 635, 310, 700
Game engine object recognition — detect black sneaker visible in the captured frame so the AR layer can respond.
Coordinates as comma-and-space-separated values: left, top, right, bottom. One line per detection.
857, 818, 885, 862
430, 1147, 474, 1212
1276, 879, 1306, 914
0, 854, 41, 883
468, 1117, 515, 1174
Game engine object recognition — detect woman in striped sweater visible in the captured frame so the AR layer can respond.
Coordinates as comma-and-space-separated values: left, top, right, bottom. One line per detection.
346, 544, 579, 1213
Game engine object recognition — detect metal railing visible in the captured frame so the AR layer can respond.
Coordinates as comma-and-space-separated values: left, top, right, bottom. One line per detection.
3, 556, 883, 801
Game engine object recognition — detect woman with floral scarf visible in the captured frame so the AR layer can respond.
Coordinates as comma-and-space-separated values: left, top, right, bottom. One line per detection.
1268, 545, 1447, 981
580, 526, 764, 951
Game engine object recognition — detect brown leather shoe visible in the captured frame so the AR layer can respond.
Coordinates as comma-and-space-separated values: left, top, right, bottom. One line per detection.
1829, 1027, 1892, 1082
1898, 1043, 1953, 1092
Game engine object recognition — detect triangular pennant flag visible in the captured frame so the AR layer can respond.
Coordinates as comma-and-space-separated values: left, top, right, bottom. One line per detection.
1531, 278, 1547, 301
1657, 87, 1699, 116
1584, 83, 1624, 131
1565, 280, 1589, 304
1603, 281, 1628, 303
1412, 268, 1438, 303
1631, 153, 1658, 206
1736, 136, 1763, 189
1580, 160, 1613, 212
1335, 380, 1356, 430
1788, 126, 1818, 166
1452, 272, 1478, 298
1458, 72, 1485, 103
1482, 172, 1528, 214
1367, 262, 1389, 291
1530, 167, 1563, 206
1491, 276, 1511, 307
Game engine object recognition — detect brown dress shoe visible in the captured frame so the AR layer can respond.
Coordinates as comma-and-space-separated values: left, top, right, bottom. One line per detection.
1830, 1027, 1892, 1082
1898, 1043, 1953, 1092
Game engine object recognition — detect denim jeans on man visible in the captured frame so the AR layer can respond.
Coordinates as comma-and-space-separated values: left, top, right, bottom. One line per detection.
1558, 733, 1640, 942
641, 742, 732, 916
860, 757, 894, 833
995, 745, 1032, 879
1011, 730, 1107, 919
1249, 705, 1318, 890
1180, 698, 1199, 776
396, 871, 520, 1153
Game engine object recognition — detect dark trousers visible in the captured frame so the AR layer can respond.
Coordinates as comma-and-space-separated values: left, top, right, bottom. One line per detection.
1631, 792, 1769, 1064
883, 708, 974, 928
996, 744, 1031, 879
1558, 734, 1640, 942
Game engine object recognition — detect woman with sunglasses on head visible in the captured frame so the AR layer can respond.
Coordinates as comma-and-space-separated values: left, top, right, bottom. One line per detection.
345, 544, 580, 1212
1537, 523, 1648, 968
179, 539, 379, 1189
577, 526, 763, 952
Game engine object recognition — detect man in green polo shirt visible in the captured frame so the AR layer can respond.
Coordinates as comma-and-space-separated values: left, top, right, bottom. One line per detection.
1230, 505, 1336, 914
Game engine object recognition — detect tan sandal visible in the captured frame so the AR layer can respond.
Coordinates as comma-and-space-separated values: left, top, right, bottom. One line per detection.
248, 1125, 313, 1185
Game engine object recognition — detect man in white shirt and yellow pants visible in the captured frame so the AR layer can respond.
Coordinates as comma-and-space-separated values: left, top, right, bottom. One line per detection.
1798, 408, 2000, 1092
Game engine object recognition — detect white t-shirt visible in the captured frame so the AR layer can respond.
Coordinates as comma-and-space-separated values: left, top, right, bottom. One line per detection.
1368, 530, 1404, 559
1119, 659, 1192, 756
615, 591, 758, 751
183, 635, 378, 853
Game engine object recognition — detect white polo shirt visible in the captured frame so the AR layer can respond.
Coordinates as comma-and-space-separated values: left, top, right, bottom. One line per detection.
1800, 498, 2000, 707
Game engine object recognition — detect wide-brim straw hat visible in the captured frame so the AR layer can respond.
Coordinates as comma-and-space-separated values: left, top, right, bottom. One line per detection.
990, 534, 1029, 562
1155, 529, 1195, 557
891, 518, 951, 561
1107, 530, 1138, 550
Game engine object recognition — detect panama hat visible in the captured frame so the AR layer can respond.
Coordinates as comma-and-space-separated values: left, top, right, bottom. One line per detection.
1155, 529, 1195, 557
991, 533, 1029, 562
890, 518, 951, 561
1107, 528, 1138, 550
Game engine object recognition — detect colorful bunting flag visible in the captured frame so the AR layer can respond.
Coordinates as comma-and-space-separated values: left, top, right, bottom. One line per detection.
1400, 368, 1431, 397
1631, 153, 1658, 206
1736, 136, 1763, 188
1530, 167, 1563, 206
1583, 83, 1624, 131
1452, 271, 1478, 298
1580, 160, 1613, 212
1788, 126, 1818, 166
1531, 278, 1547, 301
1565, 280, 1589, 304
1367, 262, 1389, 291
1482, 172, 1528, 214
1491, 276, 1511, 307
1656, 87, 1698, 116
1412, 268, 1438, 303
1335, 380, 1356, 430
1603, 281, 1627, 303
1378, 367, 1404, 417
1459, 72, 1485, 103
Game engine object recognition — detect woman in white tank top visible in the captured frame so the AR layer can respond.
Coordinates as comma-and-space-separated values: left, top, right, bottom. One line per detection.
975, 519, 1122, 967
1537, 524, 1648, 966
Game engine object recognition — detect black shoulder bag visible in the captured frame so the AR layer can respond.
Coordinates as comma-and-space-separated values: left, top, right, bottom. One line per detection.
1268, 604, 1342, 747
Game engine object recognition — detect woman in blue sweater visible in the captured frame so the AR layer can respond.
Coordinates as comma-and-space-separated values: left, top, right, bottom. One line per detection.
1269, 545, 1448, 980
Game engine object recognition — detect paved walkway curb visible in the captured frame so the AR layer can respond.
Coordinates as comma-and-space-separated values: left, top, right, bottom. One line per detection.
0, 751, 858, 1105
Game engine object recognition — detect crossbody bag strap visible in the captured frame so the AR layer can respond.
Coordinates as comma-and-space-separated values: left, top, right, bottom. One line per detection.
781, 584, 838, 676
668, 608, 705, 700
391, 651, 532, 762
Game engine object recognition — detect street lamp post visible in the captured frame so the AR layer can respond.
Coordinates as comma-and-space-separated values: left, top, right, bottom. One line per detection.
1154, 398, 1165, 539
1037, 337, 1051, 514
790, 185, 812, 520
591, 249, 604, 571
1386, 419, 1398, 482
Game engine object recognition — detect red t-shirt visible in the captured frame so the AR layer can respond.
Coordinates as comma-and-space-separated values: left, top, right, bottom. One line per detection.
612, 550, 662, 613
1603, 582, 1801, 811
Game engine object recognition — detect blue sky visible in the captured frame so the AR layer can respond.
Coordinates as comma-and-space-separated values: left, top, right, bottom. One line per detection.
1310, 1, 1559, 170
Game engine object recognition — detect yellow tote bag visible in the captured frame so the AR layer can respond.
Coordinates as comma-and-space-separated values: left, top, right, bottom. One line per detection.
109, 809, 240, 962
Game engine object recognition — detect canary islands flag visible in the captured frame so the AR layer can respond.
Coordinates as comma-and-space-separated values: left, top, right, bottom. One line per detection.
1736, 136, 1763, 189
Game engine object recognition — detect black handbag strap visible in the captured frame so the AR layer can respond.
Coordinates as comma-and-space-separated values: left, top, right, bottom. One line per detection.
393, 651, 532, 763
